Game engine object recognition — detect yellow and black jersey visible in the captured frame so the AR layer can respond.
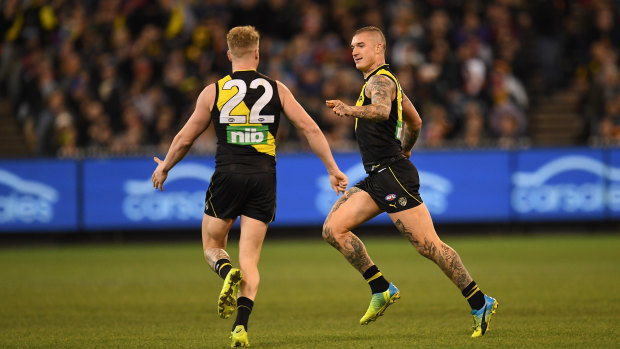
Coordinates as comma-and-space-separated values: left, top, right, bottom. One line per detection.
355, 64, 404, 173
211, 70, 281, 173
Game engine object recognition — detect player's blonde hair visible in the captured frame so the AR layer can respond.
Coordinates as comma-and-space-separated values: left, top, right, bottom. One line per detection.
354, 26, 387, 53
226, 25, 260, 58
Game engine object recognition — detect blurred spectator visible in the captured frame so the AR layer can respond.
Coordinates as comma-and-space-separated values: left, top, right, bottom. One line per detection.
33, 89, 77, 156
3, 0, 618, 156
461, 101, 488, 148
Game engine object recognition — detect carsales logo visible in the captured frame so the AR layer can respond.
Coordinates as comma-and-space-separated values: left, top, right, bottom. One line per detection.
511, 155, 620, 213
0, 169, 58, 223
122, 163, 213, 221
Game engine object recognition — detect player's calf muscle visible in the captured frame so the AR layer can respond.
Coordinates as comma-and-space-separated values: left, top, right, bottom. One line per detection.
342, 234, 372, 273
204, 248, 229, 269
420, 239, 472, 289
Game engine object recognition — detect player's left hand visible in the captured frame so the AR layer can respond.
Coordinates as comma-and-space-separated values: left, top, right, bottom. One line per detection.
329, 169, 348, 196
152, 157, 168, 192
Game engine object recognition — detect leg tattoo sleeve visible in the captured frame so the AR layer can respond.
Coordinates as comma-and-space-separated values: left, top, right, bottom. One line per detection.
322, 187, 372, 273
204, 248, 230, 270
394, 219, 472, 290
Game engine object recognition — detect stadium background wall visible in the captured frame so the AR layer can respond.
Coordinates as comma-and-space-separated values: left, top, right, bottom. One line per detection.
1, 147, 620, 233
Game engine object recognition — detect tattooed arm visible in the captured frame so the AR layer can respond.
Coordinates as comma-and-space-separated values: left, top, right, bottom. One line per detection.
326, 74, 395, 122
401, 93, 422, 158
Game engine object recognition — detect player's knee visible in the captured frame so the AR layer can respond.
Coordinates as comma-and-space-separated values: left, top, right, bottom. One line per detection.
321, 222, 331, 241
322, 221, 344, 240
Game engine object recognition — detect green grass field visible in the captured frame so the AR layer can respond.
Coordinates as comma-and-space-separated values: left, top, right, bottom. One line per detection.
1, 233, 619, 348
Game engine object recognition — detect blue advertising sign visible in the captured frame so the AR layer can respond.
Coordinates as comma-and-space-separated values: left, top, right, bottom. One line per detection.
512, 148, 607, 221
607, 148, 620, 219
0, 160, 78, 232
5, 146, 620, 233
414, 150, 512, 222
274, 152, 390, 226
83, 157, 214, 230
275, 150, 512, 226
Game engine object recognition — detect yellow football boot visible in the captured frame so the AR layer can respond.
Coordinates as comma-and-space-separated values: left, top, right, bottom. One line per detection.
218, 268, 242, 319
360, 283, 400, 325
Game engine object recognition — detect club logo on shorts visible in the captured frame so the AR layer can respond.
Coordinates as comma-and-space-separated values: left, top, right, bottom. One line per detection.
385, 194, 397, 201
399, 197, 407, 206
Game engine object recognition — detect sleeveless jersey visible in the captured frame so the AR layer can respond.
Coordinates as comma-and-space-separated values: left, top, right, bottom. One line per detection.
211, 70, 281, 173
355, 64, 404, 172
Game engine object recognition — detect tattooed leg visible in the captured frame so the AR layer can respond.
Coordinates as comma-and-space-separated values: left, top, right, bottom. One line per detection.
204, 248, 231, 271
322, 187, 379, 274
419, 238, 472, 290
201, 214, 235, 271
392, 209, 473, 291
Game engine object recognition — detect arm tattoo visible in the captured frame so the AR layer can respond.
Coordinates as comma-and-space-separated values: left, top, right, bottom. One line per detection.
353, 75, 394, 122
401, 128, 420, 152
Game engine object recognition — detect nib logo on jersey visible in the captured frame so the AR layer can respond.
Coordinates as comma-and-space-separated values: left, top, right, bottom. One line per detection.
511, 153, 620, 218
122, 163, 213, 222
227, 126, 269, 145
0, 169, 58, 224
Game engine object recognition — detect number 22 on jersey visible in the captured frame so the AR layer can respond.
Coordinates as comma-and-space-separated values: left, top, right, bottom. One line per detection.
219, 78, 275, 124
218, 77, 275, 145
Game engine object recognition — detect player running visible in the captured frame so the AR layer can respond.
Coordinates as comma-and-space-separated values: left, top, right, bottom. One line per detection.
152, 26, 347, 347
323, 26, 498, 337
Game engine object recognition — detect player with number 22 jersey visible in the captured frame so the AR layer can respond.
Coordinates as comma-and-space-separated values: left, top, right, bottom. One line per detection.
212, 70, 281, 173
151, 26, 347, 347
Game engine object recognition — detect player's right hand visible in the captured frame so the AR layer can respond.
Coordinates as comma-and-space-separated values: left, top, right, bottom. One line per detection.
152, 157, 168, 192
325, 100, 339, 108
326, 99, 350, 118
329, 169, 348, 196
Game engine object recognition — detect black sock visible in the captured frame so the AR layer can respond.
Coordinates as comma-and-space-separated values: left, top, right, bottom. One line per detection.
462, 281, 485, 310
232, 297, 254, 331
214, 259, 232, 280
363, 265, 390, 294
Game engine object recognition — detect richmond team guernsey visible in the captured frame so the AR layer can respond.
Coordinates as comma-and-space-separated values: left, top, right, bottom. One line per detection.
355, 64, 404, 172
212, 70, 281, 173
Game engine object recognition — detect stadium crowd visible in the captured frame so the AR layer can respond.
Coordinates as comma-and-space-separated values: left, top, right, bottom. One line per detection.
0, 0, 619, 157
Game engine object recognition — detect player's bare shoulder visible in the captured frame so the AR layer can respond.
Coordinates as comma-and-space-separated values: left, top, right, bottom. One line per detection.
200, 83, 217, 112
275, 80, 292, 107
365, 74, 395, 103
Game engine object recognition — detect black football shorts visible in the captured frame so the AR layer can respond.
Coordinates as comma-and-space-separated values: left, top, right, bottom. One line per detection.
354, 158, 423, 213
204, 171, 276, 223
